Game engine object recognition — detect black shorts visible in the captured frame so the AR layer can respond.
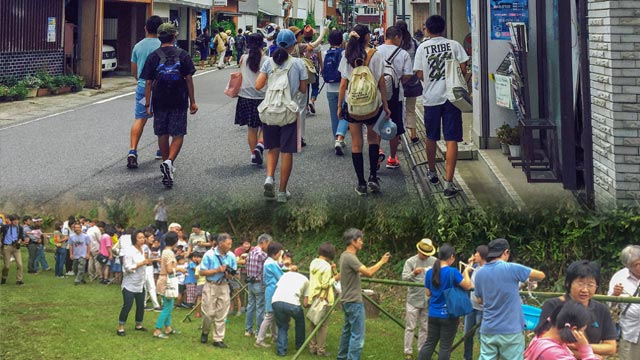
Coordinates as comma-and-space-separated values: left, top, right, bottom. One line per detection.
153, 108, 188, 137
179, 284, 186, 294
263, 121, 297, 153
388, 98, 405, 136
342, 102, 382, 126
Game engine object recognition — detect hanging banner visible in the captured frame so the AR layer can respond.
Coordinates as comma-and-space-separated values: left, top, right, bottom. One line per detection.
490, 0, 528, 40
495, 74, 513, 109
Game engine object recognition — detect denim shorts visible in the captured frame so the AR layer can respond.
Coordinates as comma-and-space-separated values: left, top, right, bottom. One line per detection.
135, 84, 150, 119
153, 108, 188, 137
423, 100, 463, 142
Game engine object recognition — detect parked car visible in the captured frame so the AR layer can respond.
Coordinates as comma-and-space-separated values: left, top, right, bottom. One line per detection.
102, 44, 117, 72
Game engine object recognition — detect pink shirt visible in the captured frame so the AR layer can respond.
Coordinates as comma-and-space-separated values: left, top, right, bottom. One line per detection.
99, 234, 113, 257
524, 337, 597, 360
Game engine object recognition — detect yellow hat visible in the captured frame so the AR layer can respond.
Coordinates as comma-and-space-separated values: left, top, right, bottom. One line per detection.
417, 238, 436, 256
225, 30, 232, 35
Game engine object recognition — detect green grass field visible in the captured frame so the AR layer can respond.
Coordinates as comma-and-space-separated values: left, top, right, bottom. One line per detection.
2, 249, 474, 360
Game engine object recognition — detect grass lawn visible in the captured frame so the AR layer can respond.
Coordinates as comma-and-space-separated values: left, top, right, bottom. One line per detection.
1, 249, 466, 360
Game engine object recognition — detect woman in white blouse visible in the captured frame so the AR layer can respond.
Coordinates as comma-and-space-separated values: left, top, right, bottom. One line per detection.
117, 229, 151, 336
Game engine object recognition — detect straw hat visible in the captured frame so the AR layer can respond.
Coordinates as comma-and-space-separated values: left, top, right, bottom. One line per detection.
416, 238, 436, 256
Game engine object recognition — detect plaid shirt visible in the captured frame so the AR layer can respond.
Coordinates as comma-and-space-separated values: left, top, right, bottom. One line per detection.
246, 246, 268, 281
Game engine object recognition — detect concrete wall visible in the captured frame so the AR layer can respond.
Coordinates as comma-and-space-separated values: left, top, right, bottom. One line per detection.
588, 0, 640, 208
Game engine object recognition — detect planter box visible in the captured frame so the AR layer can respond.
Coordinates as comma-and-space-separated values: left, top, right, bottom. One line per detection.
509, 144, 521, 158
26, 88, 38, 98
37, 88, 50, 97
500, 143, 510, 155
54, 86, 72, 95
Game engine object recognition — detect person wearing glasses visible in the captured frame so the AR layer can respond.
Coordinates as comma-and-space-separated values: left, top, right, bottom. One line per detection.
539, 260, 617, 358
473, 238, 546, 360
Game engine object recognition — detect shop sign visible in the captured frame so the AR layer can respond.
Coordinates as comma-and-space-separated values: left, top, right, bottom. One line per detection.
47, 17, 56, 42
490, 0, 528, 40
214, 0, 228, 6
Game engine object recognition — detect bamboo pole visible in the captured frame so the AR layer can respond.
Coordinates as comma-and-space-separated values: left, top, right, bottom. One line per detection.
292, 294, 342, 360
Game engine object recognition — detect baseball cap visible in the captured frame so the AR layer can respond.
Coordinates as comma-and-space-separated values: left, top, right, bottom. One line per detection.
277, 29, 297, 48
157, 22, 177, 36
487, 238, 510, 258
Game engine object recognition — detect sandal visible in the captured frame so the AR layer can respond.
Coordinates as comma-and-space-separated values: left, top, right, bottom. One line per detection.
153, 332, 168, 339
165, 329, 181, 335
135, 326, 148, 332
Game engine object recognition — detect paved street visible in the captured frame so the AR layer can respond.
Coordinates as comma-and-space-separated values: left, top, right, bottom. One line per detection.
0, 66, 418, 211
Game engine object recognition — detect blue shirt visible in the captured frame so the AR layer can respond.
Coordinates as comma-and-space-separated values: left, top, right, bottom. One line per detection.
263, 257, 284, 312
2, 225, 18, 245
474, 260, 531, 334
424, 266, 464, 318
131, 37, 161, 87
69, 233, 91, 259
200, 247, 237, 283
185, 261, 197, 284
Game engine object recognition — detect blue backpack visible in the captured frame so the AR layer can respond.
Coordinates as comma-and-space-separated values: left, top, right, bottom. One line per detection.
322, 47, 343, 84
154, 49, 183, 107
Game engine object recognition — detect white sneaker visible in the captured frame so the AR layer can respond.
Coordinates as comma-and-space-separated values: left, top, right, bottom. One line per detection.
264, 177, 275, 198
65, 271, 75, 276
334, 140, 344, 156
276, 191, 291, 203
161, 160, 174, 188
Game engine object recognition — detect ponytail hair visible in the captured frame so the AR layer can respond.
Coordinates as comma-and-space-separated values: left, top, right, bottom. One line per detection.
345, 24, 370, 68
394, 20, 412, 51
533, 300, 591, 344
431, 243, 455, 288
272, 46, 290, 65
246, 33, 264, 73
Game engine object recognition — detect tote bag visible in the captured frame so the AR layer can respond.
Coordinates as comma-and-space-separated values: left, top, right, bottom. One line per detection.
306, 288, 330, 325
445, 59, 473, 113
165, 271, 179, 299
224, 71, 242, 98
443, 269, 473, 318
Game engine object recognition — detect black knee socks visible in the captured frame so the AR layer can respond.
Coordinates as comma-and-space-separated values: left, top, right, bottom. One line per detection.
352, 152, 366, 186
368, 144, 379, 178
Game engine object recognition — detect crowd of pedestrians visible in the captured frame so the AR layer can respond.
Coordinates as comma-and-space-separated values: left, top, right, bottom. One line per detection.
1, 211, 639, 360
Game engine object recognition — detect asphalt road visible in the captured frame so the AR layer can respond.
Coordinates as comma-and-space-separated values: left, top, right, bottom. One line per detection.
0, 66, 417, 212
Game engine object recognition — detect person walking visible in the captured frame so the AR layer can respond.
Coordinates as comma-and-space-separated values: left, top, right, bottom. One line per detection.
235, 28, 246, 63
337, 25, 391, 196
308, 242, 340, 357
337, 228, 391, 360
127, 15, 162, 169
152, 230, 180, 339
413, 15, 470, 198
323, 30, 349, 156
199, 233, 237, 348
474, 238, 546, 360
69, 223, 91, 285
117, 229, 151, 336
1, 214, 25, 285
234, 33, 269, 167
214, 27, 229, 69
244, 233, 272, 337
402, 239, 437, 360
395, 20, 421, 144
52, 221, 68, 278
197, 28, 211, 69
417, 243, 473, 360
140, 22, 198, 189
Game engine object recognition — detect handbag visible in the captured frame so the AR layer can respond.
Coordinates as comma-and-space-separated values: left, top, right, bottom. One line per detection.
165, 271, 179, 298
403, 74, 423, 98
443, 268, 473, 318
445, 58, 473, 113
306, 288, 330, 325
224, 71, 242, 98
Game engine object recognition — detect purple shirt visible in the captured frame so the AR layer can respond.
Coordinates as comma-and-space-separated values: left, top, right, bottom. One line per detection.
69, 233, 91, 259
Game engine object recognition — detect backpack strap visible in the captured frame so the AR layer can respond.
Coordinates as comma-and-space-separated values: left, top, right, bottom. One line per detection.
386, 46, 402, 64
155, 48, 167, 65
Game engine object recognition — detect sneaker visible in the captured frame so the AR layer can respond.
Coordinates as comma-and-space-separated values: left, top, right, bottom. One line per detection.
15, 281, 24, 285
160, 160, 174, 188
127, 152, 138, 169
264, 177, 275, 198
301, 138, 307, 147
427, 170, 439, 185
411, 137, 420, 144
276, 191, 291, 203
155, 150, 162, 160
443, 186, 459, 199
153, 307, 163, 312
308, 102, 316, 114
377, 149, 385, 171
144, 306, 154, 311
367, 176, 381, 193
334, 140, 344, 156
355, 184, 368, 196
244, 331, 254, 337
201, 332, 209, 344
212, 341, 228, 348
254, 148, 263, 165
255, 341, 271, 348
1, 278, 6, 285
386, 156, 400, 169
65, 271, 74, 276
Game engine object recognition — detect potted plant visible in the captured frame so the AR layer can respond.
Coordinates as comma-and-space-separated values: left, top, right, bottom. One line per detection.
18, 75, 42, 98
69, 75, 85, 92
52, 75, 71, 94
0, 84, 10, 102
11, 84, 29, 101
496, 123, 512, 155
35, 71, 54, 96
506, 125, 521, 158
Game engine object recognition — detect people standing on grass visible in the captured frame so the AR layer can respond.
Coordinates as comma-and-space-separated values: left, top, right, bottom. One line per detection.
308, 242, 340, 357
140, 22, 198, 189
117, 229, 151, 336
463, 245, 488, 360
255, 240, 285, 348
337, 228, 391, 360
1, 214, 25, 285
98, 225, 115, 284
245, 233, 272, 337
142, 228, 162, 311
127, 15, 162, 169
272, 267, 309, 357
417, 243, 473, 360
153, 196, 168, 234
402, 239, 437, 360
413, 15, 470, 199
337, 25, 391, 196
608, 245, 640, 360
53, 221, 67, 278
69, 223, 91, 285
235, 32, 268, 167
153, 230, 180, 339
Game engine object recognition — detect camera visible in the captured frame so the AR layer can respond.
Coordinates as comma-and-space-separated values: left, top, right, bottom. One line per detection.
246, 276, 257, 283
225, 267, 237, 276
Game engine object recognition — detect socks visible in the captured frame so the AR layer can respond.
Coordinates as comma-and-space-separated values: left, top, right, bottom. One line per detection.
352, 152, 366, 186
368, 144, 380, 178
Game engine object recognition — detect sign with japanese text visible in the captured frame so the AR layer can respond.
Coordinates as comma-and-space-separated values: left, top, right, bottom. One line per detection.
490, 0, 528, 40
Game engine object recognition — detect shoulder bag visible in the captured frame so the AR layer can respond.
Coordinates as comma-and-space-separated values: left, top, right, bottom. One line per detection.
443, 268, 473, 318
224, 71, 242, 98
306, 288, 330, 325
165, 270, 179, 298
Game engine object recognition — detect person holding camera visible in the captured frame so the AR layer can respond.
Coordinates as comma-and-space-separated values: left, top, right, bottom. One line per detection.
199, 233, 237, 348
1, 214, 26, 285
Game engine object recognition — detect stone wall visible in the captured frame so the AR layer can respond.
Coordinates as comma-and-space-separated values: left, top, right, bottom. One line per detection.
588, 0, 640, 208
0, 50, 64, 81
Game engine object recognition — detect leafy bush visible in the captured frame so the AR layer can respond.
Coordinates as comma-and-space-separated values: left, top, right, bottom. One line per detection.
10, 84, 29, 100
18, 75, 43, 89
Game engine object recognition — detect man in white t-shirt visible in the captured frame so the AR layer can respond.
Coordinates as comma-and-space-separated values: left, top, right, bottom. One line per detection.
271, 270, 309, 357
376, 26, 413, 170
414, 15, 469, 199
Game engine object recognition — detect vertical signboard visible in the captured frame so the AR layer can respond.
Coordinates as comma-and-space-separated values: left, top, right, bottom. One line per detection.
490, 0, 528, 40
47, 17, 56, 42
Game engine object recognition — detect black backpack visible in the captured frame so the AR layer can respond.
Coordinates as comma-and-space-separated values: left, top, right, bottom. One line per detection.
235, 35, 246, 49
153, 49, 184, 107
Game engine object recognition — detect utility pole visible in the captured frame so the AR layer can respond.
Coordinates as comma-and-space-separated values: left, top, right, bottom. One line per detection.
430, 0, 438, 16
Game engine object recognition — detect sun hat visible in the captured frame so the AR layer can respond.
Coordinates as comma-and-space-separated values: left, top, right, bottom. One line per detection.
303, 24, 314, 37
277, 29, 297, 48
417, 238, 436, 257
288, 26, 302, 36
225, 29, 232, 35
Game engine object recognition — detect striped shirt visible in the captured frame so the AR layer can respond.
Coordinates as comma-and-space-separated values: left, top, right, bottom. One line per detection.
246, 246, 268, 281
